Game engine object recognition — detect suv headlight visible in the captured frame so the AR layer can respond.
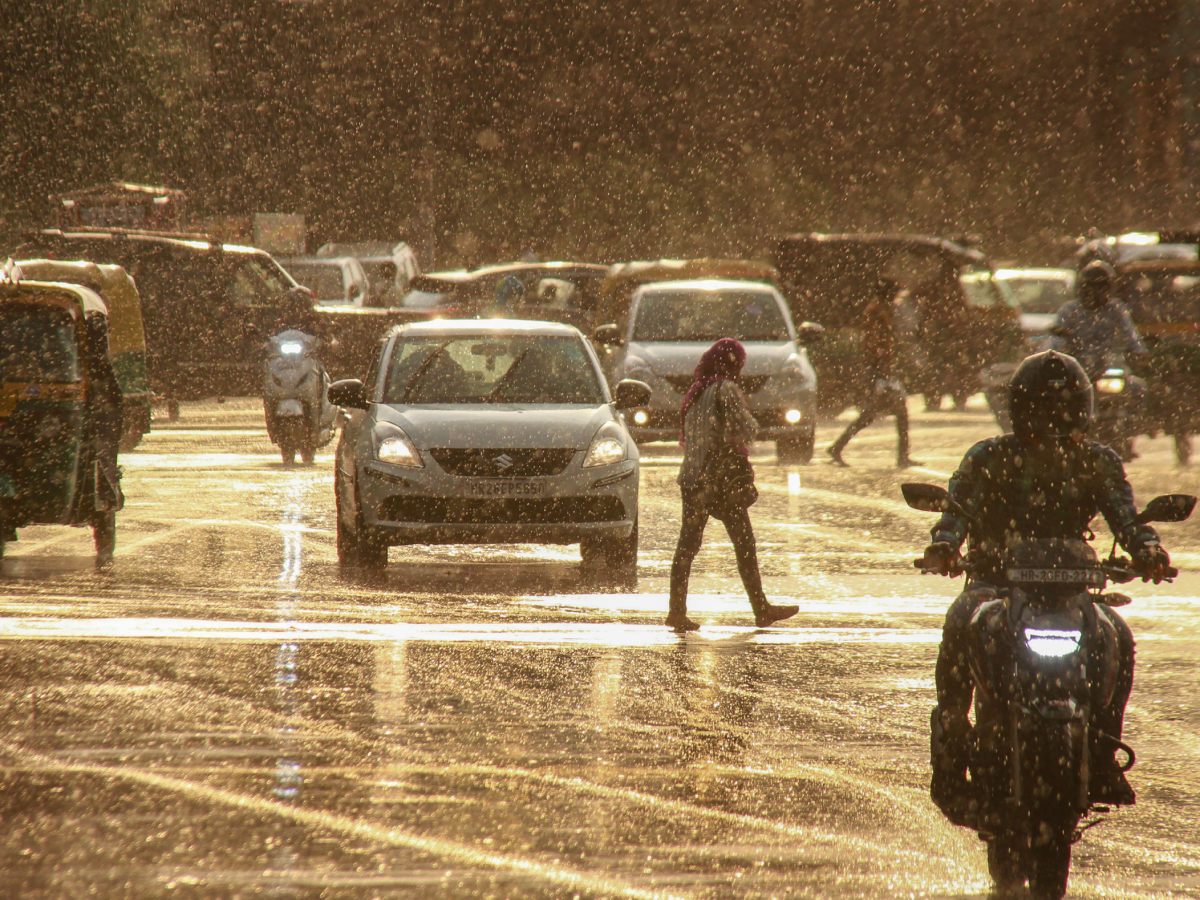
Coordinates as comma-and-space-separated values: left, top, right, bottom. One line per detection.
584, 423, 627, 468
375, 428, 423, 468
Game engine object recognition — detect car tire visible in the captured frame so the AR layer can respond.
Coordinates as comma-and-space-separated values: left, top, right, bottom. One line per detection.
776, 427, 814, 464
581, 519, 638, 585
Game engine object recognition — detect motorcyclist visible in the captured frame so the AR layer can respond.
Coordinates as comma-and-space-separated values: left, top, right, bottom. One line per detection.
922, 350, 1172, 824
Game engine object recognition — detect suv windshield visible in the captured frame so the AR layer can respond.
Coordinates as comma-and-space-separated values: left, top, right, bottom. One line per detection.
385, 334, 605, 405
632, 290, 789, 342
0, 304, 80, 383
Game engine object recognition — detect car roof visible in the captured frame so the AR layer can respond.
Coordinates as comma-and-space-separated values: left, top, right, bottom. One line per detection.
283, 256, 354, 267
1, 279, 108, 317
29, 227, 270, 258
394, 318, 582, 338
634, 278, 779, 293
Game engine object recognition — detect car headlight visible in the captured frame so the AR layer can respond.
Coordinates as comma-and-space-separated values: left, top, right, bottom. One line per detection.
376, 431, 423, 468
584, 425, 627, 467
1095, 371, 1126, 394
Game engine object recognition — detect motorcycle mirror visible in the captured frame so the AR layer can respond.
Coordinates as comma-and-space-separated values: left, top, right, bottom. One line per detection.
1136, 493, 1197, 524
901, 482, 950, 513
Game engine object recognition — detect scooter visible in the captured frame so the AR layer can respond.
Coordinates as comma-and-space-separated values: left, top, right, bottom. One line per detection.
264, 329, 337, 466
902, 482, 1195, 899
1091, 365, 1136, 460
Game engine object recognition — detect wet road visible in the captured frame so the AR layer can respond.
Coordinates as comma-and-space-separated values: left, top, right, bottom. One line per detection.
2, 399, 1198, 898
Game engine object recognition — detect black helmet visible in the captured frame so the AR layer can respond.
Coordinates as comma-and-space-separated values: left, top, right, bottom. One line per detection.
1008, 350, 1093, 444
1077, 259, 1116, 310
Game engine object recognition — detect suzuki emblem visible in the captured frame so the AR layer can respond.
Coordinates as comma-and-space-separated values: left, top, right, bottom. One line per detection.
493, 453, 514, 471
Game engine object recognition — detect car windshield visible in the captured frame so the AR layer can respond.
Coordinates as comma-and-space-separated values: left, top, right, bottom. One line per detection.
958, 269, 1016, 308
0, 304, 80, 383
632, 290, 789, 342
1001, 274, 1075, 314
287, 264, 345, 301
384, 334, 605, 404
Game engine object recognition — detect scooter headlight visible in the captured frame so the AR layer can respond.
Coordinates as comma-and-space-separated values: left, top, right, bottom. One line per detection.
279, 341, 305, 356
1095, 369, 1126, 395
1023, 628, 1082, 658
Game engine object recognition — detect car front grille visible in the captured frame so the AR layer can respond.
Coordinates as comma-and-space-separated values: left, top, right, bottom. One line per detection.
665, 375, 769, 394
380, 496, 626, 524
429, 448, 576, 477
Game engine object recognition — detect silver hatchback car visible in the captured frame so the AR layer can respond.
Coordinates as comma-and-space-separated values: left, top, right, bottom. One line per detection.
329, 319, 650, 580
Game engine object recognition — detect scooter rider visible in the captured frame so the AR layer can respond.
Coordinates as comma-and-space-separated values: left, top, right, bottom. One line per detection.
921, 350, 1172, 824
1053, 260, 1148, 423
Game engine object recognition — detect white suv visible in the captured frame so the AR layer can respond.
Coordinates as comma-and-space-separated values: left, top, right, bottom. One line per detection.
593, 279, 819, 462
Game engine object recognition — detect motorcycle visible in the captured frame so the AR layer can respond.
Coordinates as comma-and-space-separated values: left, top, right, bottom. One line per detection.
263, 329, 336, 466
902, 482, 1195, 898
1090, 365, 1136, 460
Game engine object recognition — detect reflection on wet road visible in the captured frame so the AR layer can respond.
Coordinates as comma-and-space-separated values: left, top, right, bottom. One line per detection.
1, 398, 1198, 896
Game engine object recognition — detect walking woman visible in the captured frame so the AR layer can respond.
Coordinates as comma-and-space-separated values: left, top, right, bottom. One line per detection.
667, 338, 799, 632
827, 279, 921, 468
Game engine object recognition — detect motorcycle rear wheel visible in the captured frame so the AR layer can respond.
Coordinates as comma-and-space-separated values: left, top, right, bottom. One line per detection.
1029, 832, 1072, 899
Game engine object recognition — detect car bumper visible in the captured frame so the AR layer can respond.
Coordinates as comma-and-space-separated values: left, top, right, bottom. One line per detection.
358, 457, 638, 545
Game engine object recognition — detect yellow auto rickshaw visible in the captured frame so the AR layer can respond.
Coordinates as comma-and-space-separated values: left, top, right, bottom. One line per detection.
0, 272, 124, 564
16, 258, 151, 449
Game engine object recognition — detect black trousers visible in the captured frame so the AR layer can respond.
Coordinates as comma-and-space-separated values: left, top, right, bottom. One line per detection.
669, 487, 767, 615
935, 586, 1134, 742
831, 382, 911, 460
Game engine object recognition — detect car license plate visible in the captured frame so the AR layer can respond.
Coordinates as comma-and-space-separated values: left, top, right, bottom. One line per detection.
468, 480, 545, 498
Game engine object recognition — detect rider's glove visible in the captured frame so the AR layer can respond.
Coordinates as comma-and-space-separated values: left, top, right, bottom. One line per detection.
1133, 542, 1171, 583
922, 541, 962, 577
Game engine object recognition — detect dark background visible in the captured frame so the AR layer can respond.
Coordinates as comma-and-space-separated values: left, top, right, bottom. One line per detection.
2, 0, 1197, 266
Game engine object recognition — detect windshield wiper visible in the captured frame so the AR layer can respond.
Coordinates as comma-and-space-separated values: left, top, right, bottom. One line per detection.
399, 342, 453, 403
485, 347, 533, 403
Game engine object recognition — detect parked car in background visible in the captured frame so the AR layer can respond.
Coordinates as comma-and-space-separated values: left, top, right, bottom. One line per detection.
329, 319, 649, 581
402, 261, 608, 329
774, 233, 1021, 413
280, 256, 370, 307
15, 227, 304, 403
992, 267, 1076, 349
591, 278, 820, 462
317, 241, 419, 306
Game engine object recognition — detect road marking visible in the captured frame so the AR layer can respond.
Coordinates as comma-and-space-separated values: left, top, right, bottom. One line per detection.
0, 743, 677, 900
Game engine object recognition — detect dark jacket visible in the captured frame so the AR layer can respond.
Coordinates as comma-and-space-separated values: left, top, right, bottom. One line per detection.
932, 434, 1158, 581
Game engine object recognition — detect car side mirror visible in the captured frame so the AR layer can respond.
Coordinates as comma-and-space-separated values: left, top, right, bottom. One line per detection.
798, 321, 825, 346
901, 482, 950, 513
592, 323, 623, 347
328, 378, 367, 410
614, 378, 651, 411
1136, 493, 1196, 524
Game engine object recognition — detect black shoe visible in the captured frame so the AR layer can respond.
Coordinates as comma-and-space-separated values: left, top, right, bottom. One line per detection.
897, 457, 923, 469
826, 446, 848, 467
754, 603, 798, 627
665, 612, 700, 632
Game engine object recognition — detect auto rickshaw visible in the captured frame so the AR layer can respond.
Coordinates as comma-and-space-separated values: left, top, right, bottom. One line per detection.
1117, 256, 1200, 463
0, 272, 124, 564
16, 258, 152, 449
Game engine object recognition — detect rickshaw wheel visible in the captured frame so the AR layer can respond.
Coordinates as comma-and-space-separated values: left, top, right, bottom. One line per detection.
93, 511, 116, 567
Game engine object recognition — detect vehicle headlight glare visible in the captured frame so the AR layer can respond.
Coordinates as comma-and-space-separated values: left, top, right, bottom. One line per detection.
584, 435, 626, 468
784, 408, 803, 425
279, 341, 304, 356
1095, 376, 1126, 394
377, 434, 423, 468
1024, 628, 1082, 658
632, 409, 650, 427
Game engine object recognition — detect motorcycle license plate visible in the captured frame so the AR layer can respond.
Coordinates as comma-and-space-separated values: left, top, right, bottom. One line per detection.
275, 399, 304, 417
468, 480, 545, 498
1006, 567, 1105, 585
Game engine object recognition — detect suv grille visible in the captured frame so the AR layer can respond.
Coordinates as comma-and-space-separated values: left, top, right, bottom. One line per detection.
665, 375, 769, 394
429, 448, 576, 477
381, 496, 625, 524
